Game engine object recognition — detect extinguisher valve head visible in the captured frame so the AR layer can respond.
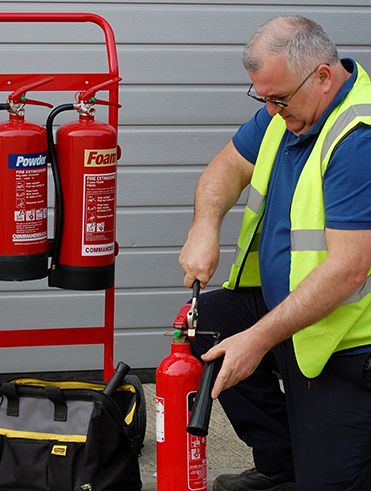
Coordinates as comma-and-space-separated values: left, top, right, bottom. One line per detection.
164, 330, 189, 343
173, 329, 189, 343
8, 101, 25, 116
75, 102, 96, 117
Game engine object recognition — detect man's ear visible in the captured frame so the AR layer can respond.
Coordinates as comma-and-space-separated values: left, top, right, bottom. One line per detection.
317, 64, 332, 92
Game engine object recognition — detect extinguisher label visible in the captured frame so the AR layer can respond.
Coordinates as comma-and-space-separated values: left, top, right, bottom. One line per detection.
84, 148, 116, 167
10, 151, 48, 247
187, 391, 207, 490
155, 396, 165, 443
82, 172, 116, 256
8, 152, 47, 170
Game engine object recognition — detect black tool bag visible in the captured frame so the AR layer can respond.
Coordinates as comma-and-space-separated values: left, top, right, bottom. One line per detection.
0, 375, 143, 491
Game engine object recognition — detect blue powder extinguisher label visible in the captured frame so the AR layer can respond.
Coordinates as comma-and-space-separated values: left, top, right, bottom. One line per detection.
8, 151, 47, 169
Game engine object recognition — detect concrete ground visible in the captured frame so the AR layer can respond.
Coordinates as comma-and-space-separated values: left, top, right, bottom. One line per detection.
139, 383, 253, 491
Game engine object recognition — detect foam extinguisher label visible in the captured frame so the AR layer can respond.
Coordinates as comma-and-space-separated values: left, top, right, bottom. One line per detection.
155, 396, 165, 443
82, 172, 116, 256
187, 392, 207, 490
9, 152, 48, 246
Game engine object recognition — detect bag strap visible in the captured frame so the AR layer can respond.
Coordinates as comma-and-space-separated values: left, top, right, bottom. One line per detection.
2, 383, 19, 417
45, 385, 68, 421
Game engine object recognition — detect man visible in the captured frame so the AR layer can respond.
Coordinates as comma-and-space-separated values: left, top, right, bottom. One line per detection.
179, 16, 371, 491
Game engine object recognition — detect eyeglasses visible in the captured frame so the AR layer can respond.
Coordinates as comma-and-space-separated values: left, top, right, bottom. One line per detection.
247, 65, 323, 108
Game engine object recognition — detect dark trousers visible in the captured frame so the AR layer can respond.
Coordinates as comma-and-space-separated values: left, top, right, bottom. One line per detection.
190, 288, 371, 491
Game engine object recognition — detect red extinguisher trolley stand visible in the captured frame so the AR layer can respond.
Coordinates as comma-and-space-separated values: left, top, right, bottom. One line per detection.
0, 13, 120, 381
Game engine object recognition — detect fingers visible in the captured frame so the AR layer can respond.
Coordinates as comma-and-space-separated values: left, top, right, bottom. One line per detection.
201, 333, 263, 400
211, 368, 231, 400
210, 359, 241, 400
201, 345, 228, 399
202, 351, 234, 399
184, 273, 206, 289
201, 344, 224, 362
179, 233, 220, 289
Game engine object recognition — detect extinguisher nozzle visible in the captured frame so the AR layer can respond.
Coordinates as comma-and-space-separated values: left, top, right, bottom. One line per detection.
187, 331, 221, 437
186, 359, 218, 437
103, 362, 130, 397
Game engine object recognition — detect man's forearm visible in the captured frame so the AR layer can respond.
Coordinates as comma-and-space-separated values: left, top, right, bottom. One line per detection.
180, 140, 254, 288
192, 140, 253, 228
204, 227, 371, 397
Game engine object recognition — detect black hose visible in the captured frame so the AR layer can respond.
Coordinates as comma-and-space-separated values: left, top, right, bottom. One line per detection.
103, 362, 131, 397
46, 104, 74, 269
0, 103, 10, 111
187, 331, 221, 437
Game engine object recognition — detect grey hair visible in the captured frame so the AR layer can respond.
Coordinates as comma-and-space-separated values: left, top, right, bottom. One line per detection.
242, 16, 339, 78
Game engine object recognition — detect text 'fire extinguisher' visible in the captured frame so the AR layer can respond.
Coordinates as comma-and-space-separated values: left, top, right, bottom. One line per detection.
156, 280, 220, 491
0, 75, 122, 290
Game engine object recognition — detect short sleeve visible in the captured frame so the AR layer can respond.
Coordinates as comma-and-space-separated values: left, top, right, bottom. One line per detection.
232, 107, 272, 164
324, 125, 371, 230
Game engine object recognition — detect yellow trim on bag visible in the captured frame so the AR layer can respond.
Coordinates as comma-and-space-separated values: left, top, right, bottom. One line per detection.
0, 427, 87, 443
10, 378, 136, 394
125, 401, 136, 425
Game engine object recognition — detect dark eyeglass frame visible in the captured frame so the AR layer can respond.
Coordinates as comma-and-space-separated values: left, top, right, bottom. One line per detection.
247, 64, 326, 108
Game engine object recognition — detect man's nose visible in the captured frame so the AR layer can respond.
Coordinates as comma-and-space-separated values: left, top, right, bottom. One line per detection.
266, 101, 283, 116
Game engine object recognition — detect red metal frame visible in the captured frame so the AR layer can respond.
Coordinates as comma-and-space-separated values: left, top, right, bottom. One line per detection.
0, 13, 121, 380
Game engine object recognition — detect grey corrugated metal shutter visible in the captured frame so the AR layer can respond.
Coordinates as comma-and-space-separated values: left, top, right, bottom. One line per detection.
0, 1, 370, 372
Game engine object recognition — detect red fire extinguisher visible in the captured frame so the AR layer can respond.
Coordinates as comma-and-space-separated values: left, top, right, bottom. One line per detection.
157, 281, 221, 491
156, 307, 207, 491
47, 78, 121, 290
0, 77, 54, 281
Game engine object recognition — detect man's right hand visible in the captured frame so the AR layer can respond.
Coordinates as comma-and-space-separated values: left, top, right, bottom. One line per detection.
179, 224, 220, 289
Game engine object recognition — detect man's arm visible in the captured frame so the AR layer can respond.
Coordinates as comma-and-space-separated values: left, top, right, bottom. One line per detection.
203, 227, 371, 398
179, 140, 254, 288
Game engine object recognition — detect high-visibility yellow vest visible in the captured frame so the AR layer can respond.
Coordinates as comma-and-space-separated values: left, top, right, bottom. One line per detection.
223, 63, 371, 377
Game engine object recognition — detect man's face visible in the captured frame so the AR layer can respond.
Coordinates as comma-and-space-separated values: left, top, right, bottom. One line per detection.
249, 53, 324, 136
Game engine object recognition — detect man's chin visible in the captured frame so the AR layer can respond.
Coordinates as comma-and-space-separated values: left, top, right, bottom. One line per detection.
282, 116, 304, 135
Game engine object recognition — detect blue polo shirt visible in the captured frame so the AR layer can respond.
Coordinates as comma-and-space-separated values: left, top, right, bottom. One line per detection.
232, 59, 371, 311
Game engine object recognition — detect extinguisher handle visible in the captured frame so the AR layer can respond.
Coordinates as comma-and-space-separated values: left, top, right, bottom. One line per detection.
20, 97, 53, 109
91, 98, 122, 109
187, 331, 221, 437
102, 362, 130, 398
187, 279, 200, 338
192, 279, 200, 299
77, 76, 122, 103
8, 76, 54, 104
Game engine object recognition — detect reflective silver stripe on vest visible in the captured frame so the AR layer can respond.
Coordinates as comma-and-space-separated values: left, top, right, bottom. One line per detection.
321, 104, 371, 165
233, 245, 241, 264
290, 229, 327, 251
342, 275, 371, 306
246, 184, 265, 214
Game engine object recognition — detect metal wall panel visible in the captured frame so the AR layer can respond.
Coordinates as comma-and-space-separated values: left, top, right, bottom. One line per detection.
0, 2, 370, 373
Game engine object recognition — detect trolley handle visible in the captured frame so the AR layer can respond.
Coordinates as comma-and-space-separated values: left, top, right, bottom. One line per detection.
0, 13, 118, 77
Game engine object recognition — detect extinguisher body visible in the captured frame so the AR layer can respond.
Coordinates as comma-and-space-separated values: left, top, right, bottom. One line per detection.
0, 114, 48, 281
48, 113, 117, 290
156, 341, 207, 491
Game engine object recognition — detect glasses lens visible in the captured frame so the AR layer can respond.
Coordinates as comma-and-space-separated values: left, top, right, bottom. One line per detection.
275, 101, 288, 108
247, 85, 266, 103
